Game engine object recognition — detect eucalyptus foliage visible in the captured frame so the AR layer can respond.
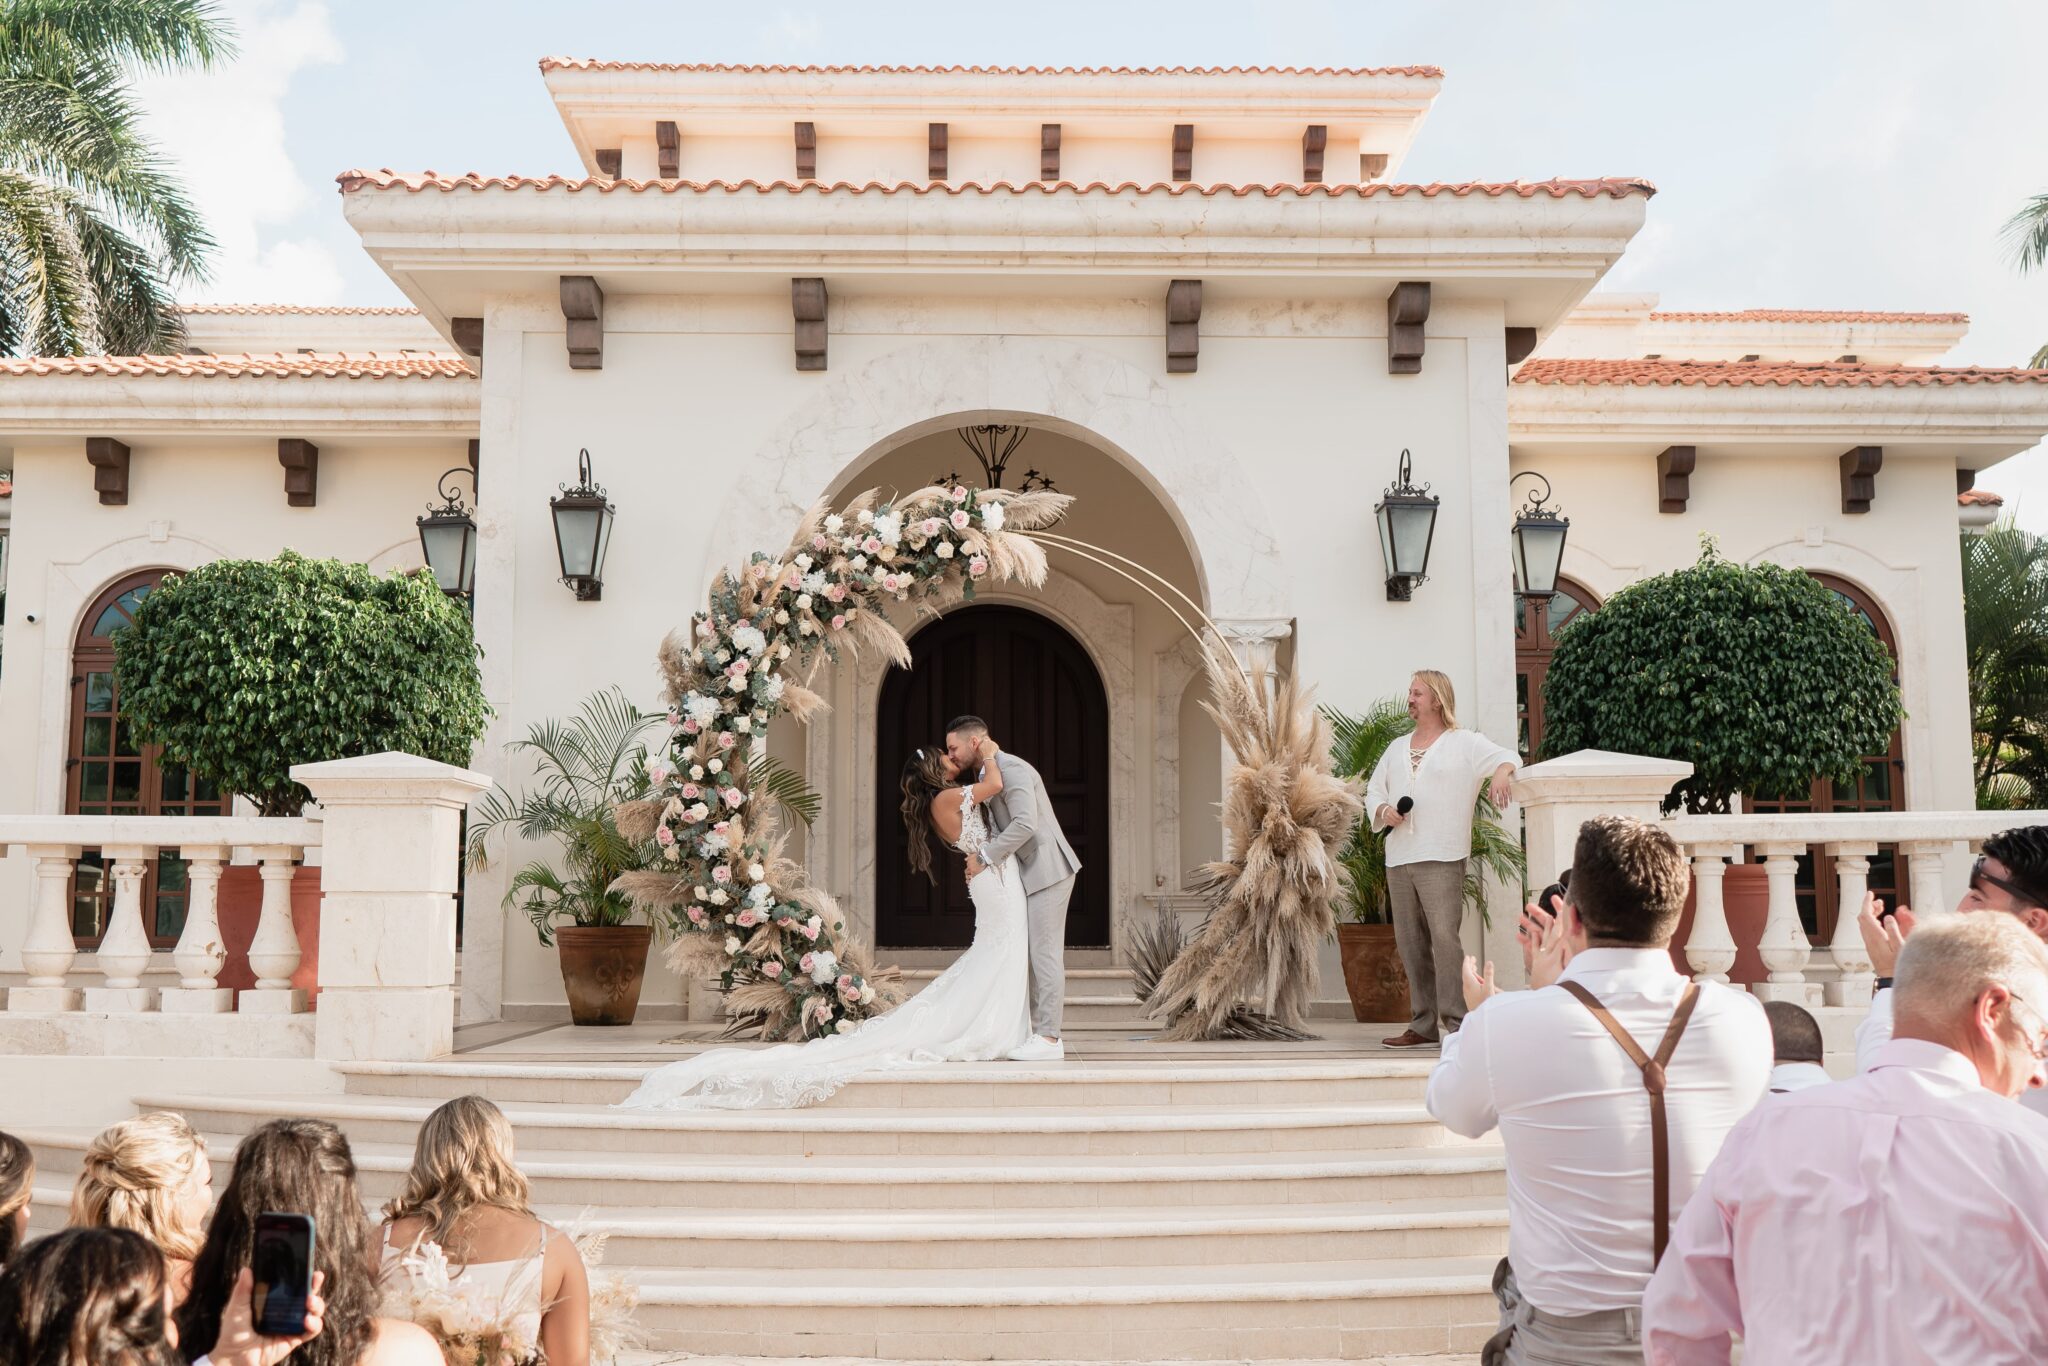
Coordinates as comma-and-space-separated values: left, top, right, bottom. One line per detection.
113, 551, 488, 816
1325, 700, 1527, 926
0, 0, 233, 354
1963, 521, 2048, 807
1540, 541, 1903, 813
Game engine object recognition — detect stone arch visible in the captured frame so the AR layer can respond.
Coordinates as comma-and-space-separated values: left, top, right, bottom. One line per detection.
710, 335, 1290, 621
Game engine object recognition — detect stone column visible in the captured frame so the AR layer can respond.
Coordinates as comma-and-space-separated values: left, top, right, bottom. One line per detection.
293, 752, 491, 1062
239, 846, 309, 1014
1752, 842, 1814, 1002
1210, 618, 1293, 859
83, 846, 159, 1012
12, 845, 85, 1011
1507, 750, 1694, 988
160, 843, 234, 1013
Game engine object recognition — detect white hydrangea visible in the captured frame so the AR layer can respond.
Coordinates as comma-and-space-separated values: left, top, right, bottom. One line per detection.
764, 675, 787, 702
731, 625, 767, 657
801, 571, 829, 596
980, 500, 1006, 532
873, 510, 903, 546
794, 553, 813, 572
747, 882, 773, 907
735, 716, 752, 733
808, 950, 841, 984
825, 513, 845, 535
683, 693, 721, 729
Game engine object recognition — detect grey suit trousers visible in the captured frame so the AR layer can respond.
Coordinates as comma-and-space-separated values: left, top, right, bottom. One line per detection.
1025, 874, 1076, 1038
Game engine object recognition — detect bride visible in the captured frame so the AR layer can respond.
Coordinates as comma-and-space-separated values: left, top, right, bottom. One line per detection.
619, 738, 1032, 1111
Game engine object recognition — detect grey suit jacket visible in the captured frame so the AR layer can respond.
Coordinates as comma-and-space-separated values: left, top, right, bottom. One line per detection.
979, 752, 1081, 895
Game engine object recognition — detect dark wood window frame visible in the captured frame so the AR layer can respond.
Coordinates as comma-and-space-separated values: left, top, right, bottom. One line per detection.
1515, 576, 1601, 762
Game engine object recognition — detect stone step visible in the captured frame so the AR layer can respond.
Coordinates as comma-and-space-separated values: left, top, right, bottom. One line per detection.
617, 1257, 1499, 1361
20, 1127, 1507, 1211
335, 1057, 1434, 1109
143, 1091, 1471, 1160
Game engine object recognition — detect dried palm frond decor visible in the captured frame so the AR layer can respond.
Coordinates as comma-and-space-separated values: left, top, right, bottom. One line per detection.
612, 484, 1071, 1041
378, 1221, 643, 1364
1123, 905, 1313, 1042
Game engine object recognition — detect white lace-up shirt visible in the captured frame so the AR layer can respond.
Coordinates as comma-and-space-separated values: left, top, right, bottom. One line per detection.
1365, 728, 1520, 868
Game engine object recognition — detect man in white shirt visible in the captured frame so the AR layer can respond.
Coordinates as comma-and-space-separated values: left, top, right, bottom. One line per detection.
1365, 669, 1519, 1047
1434, 814, 1771, 1365
1644, 914, 2048, 1364
1852, 823, 2048, 1118
1761, 1001, 1832, 1095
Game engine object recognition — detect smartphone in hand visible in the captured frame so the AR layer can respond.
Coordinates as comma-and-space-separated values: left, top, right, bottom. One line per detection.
250, 1212, 316, 1337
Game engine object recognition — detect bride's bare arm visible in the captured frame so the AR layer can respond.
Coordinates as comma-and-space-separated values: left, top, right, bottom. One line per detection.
962, 740, 1004, 804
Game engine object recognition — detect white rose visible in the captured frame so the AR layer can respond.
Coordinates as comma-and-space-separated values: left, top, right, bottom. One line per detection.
934, 541, 955, 560
852, 555, 869, 571
708, 758, 723, 774
800, 619, 815, 635
736, 717, 752, 733
836, 1019, 855, 1034
796, 593, 813, 611
825, 514, 845, 535
858, 509, 874, 526
860, 984, 876, 1003
749, 862, 766, 881
775, 609, 790, 625
724, 935, 741, 954
777, 643, 792, 659
795, 553, 813, 571
711, 888, 730, 905
690, 765, 705, 781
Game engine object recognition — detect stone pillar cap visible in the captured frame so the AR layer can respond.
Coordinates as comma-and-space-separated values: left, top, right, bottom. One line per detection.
291, 751, 491, 807
1514, 748, 1694, 799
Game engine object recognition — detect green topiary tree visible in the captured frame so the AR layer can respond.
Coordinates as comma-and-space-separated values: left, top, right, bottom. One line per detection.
1540, 540, 1903, 814
113, 551, 489, 815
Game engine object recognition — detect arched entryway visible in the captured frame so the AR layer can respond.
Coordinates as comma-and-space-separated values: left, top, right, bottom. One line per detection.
67, 570, 229, 947
1748, 573, 1908, 943
1515, 577, 1600, 760
873, 605, 1111, 949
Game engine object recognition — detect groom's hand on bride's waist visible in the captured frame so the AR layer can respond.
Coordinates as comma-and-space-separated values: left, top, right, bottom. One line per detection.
965, 852, 986, 878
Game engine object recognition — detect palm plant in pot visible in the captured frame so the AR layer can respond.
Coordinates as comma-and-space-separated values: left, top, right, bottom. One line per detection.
1540, 540, 1903, 980
1326, 701, 1526, 1023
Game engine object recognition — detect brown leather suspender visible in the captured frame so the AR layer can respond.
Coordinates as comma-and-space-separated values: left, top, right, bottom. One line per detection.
1558, 979, 1702, 1267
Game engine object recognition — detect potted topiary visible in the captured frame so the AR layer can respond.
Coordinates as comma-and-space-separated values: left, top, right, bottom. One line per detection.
465, 688, 663, 1026
1539, 539, 1903, 978
114, 551, 490, 998
1326, 700, 1527, 1023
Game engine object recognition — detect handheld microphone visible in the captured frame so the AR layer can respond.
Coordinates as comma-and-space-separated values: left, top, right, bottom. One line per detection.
1396, 796, 1413, 816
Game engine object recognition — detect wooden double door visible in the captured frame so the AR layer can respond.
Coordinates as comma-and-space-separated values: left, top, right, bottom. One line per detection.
873, 606, 1110, 949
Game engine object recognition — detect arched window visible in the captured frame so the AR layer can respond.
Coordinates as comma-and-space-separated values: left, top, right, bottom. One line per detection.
67, 570, 230, 947
1748, 573, 1908, 943
1514, 577, 1600, 760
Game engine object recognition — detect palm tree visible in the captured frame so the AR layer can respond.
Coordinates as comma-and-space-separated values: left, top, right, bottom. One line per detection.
0, 0, 233, 355
1963, 520, 2048, 807
1324, 700, 1527, 925
2002, 192, 2048, 367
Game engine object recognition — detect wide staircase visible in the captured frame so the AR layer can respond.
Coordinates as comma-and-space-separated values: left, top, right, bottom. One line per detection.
21, 1036, 1505, 1362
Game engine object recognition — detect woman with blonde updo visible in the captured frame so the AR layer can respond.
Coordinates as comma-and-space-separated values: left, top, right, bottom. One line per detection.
0, 1130, 33, 1269
68, 1112, 211, 1303
380, 1095, 589, 1366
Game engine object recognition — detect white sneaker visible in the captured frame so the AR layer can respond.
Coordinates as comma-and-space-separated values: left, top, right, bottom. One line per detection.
1007, 1035, 1065, 1062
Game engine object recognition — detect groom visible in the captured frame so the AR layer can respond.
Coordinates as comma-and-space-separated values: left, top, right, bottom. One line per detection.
948, 715, 1082, 1062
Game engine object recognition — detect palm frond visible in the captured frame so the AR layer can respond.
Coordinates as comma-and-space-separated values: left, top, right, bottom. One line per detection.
2005, 192, 2048, 275
751, 753, 822, 828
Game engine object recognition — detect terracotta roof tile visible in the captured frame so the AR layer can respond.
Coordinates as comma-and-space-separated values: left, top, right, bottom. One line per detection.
336, 170, 1654, 200
1960, 489, 2007, 506
537, 58, 1444, 78
0, 354, 473, 379
1648, 309, 1968, 325
1513, 358, 2048, 389
178, 303, 421, 316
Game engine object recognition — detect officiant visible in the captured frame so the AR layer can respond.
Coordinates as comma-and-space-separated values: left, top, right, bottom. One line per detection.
1365, 669, 1520, 1050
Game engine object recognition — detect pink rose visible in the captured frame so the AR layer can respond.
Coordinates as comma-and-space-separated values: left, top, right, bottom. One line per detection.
666, 710, 682, 727
814, 1002, 834, 1023
655, 825, 675, 847
687, 906, 706, 924
761, 960, 783, 978
968, 555, 989, 579
713, 820, 730, 834
786, 567, 803, 588
648, 762, 670, 786
723, 787, 745, 808
922, 518, 942, 538
812, 534, 828, 551
950, 509, 971, 531
837, 974, 855, 992
862, 536, 883, 554
830, 614, 847, 631
695, 620, 714, 640
718, 731, 737, 749
682, 718, 699, 734
881, 574, 899, 592
827, 583, 848, 603
801, 921, 821, 941
737, 909, 761, 927
800, 952, 816, 973
681, 783, 700, 800
713, 865, 732, 884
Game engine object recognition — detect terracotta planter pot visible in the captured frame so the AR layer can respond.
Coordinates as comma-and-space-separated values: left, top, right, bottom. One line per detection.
1670, 861, 1772, 986
556, 925, 654, 1027
216, 863, 322, 1004
1337, 922, 1411, 1024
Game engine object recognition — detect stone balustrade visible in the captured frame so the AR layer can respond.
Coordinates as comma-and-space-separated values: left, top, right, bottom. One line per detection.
1, 752, 488, 1061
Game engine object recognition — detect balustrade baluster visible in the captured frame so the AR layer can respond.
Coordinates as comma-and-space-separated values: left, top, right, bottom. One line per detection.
1754, 842, 1813, 1002
84, 844, 159, 1011
1684, 844, 1740, 983
11, 844, 85, 1011
161, 844, 233, 1013
239, 844, 308, 1013
1902, 841, 1950, 917
1825, 843, 1877, 1005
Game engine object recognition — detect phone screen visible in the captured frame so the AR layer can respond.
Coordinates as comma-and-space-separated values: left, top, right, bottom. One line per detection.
250, 1212, 316, 1337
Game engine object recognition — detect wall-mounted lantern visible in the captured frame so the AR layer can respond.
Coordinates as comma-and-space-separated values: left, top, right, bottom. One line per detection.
416, 467, 478, 598
1510, 471, 1571, 600
1373, 448, 1439, 602
549, 448, 615, 602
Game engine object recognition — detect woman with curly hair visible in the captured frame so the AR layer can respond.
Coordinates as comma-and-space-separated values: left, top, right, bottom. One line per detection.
379, 1095, 589, 1366
0, 1130, 32, 1270
68, 1112, 211, 1304
177, 1118, 438, 1366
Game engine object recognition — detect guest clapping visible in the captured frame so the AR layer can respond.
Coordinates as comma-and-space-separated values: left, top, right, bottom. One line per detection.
178, 1118, 440, 1366
0, 1131, 31, 1270
1645, 914, 2048, 1361
68, 1112, 211, 1304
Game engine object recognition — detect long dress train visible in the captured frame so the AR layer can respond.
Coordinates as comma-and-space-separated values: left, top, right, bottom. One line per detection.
618, 786, 1032, 1111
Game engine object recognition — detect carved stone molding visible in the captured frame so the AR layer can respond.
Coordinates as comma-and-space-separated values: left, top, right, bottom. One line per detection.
277, 438, 318, 508
1361, 152, 1389, 180
85, 437, 130, 506
594, 148, 621, 179
1172, 124, 1194, 182
927, 123, 948, 180
559, 276, 604, 370
1153, 635, 1211, 893
1213, 616, 1293, 678
450, 317, 483, 358
1387, 282, 1429, 374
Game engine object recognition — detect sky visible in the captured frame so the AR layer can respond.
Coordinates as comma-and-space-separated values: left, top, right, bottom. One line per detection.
134, 0, 2048, 526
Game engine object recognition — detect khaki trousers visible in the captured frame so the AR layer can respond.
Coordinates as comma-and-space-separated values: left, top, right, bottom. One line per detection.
1482, 1259, 1645, 1366
1388, 858, 1467, 1039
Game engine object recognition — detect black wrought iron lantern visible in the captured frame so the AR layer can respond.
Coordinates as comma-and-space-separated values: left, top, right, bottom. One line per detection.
1373, 449, 1439, 602
549, 448, 615, 602
416, 467, 478, 597
1510, 470, 1571, 600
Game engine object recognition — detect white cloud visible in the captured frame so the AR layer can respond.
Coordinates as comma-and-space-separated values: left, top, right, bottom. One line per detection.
763, 10, 824, 49
134, 0, 344, 305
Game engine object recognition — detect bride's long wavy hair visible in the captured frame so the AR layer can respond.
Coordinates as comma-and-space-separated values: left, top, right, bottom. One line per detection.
900, 747, 956, 885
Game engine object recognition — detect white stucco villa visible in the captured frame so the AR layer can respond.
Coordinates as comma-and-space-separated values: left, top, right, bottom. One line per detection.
4, 57, 2048, 1362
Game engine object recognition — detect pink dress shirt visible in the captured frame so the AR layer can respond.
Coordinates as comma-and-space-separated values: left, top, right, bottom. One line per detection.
1644, 1039, 2048, 1364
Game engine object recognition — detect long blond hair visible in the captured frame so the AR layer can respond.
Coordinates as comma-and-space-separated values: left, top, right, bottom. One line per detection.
0, 1129, 33, 1265
1412, 669, 1459, 728
382, 1095, 533, 1247
68, 1113, 208, 1262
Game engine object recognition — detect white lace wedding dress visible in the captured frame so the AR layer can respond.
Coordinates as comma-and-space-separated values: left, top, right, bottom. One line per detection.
619, 787, 1032, 1110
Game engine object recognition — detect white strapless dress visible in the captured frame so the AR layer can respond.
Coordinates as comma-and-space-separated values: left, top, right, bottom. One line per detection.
619, 787, 1032, 1111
